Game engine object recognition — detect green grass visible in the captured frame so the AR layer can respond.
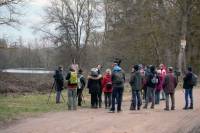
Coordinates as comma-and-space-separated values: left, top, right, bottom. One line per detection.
0, 93, 69, 123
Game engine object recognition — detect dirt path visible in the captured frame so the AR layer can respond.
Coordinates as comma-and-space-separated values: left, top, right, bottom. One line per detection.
1, 89, 200, 133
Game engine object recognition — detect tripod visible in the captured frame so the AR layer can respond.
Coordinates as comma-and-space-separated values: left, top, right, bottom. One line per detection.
47, 80, 65, 104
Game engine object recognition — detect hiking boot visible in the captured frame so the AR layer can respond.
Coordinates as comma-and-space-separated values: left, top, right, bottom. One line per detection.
109, 109, 115, 113
117, 109, 122, 113
164, 108, 170, 111
143, 106, 147, 109
150, 106, 154, 109
183, 107, 188, 110
189, 106, 193, 110
130, 105, 136, 111
171, 107, 175, 110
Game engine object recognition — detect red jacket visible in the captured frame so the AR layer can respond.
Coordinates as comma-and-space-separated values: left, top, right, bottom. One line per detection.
102, 74, 112, 93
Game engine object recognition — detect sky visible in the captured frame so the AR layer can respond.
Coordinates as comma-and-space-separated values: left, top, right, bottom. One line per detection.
0, 0, 105, 46
0, 0, 50, 43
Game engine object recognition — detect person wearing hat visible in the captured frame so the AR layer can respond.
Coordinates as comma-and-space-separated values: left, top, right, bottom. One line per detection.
53, 65, 64, 104
129, 65, 143, 110
163, 67, 178, 111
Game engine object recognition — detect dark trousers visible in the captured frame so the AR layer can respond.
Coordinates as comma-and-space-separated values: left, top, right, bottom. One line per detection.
155, 90, 160, 104
131, 90, 142, 110
111, 87, 123, 111
56, 91, 61, 103
104, 92, 112, 108
98, 90, 102, 107
165, 93, 175, 109
185, 89, 193, 108
77, 89, 83, 106
91, 92, 98, 108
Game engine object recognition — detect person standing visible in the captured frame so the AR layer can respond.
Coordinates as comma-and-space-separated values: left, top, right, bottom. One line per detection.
102, 69, 112, 109
155, 70, 164, 105
183, 67, 195, 110
110, 62, 125, 113
96, 64, 103, 108
66, 67, 78, 110
163, 67, 178, 111
129, 65, 143, 110
143, 65, 158, 109
87, 68, 102, 108
53, 66, 64, 104
77, 69, 86, 106
160, 64, 167, 100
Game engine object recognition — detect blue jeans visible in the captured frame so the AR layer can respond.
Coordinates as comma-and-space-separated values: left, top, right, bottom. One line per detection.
131, 90, 142, 109
185, 89, 193, 107
67, 88, 77, 110
111, 87, 123, 111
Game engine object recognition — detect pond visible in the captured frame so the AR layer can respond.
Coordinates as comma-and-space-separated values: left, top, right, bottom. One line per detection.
1, 68, 54, 74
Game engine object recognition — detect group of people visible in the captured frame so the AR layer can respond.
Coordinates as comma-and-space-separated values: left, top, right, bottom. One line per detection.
53, 61, 198, 112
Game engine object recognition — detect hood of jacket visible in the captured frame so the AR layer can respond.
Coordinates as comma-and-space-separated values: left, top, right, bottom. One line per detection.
113, 65, 122, 72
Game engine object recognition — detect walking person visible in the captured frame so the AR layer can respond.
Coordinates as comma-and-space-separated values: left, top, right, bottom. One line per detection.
102, 69, 112, 109
163, 67, 178, 111
66, 66, 78, 110
183, 67, 197, 110
87, 68, 102, 108
143, 65, 159, 109
110, 62, 125, 113
129, 65, 143, 110
77, 69, 86, 106
53, 66, 64, 104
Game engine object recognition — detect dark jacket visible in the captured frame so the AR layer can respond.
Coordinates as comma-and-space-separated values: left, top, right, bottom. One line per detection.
129, 71, 143, 91
183, 72, 193, 89
53, 70, 64, 91
112, 66, 125, 88
163, 73, 177, 94
87, 75, 102, 94
146, 72, 159, 88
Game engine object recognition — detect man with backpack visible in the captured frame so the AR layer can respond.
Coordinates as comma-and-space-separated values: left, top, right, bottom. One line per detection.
77, 69, 86, 106
183, 67, 197, 110
143, 65, 159, 109
53, 66, 64, 104
129, 65, 143, 110
66, 66, 78, 110
163, 67, 178, 111
110, 62, 125, 113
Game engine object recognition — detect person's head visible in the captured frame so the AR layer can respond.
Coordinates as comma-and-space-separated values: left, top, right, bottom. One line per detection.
168, 67, 173, 73
133, 64, 139, 71
160, 64, 164, 69
91, 68, 98, 77
187, 66, 192, 72
150, 65, 156, 73
157, 69, 161, 75
97, 64, 102, 69
78, 69, 83, 74
105, 69, 111, 75
58, 65, 63, 71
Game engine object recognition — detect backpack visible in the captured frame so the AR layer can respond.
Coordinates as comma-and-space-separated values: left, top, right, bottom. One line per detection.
191, 73, 198, 86
113, 71, 124, 84
151, 74, 158, 84
106, 82, 112, 90
69, 72, 78, 85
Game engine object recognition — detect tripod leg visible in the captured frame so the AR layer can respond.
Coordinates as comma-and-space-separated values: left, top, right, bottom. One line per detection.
61, 92, 65, 102
47, 82, 55, 104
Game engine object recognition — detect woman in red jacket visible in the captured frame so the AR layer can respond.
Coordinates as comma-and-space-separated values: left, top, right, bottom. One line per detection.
102, 69, 112, 109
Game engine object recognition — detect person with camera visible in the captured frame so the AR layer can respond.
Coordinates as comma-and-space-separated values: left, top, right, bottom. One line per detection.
53, 66, 64, 104
77, 69, 86, 106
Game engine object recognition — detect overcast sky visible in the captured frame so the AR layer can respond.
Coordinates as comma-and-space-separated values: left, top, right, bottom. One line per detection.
0, 0, 50, 43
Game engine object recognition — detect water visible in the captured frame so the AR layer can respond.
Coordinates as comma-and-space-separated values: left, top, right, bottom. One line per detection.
2, 69, 54, 74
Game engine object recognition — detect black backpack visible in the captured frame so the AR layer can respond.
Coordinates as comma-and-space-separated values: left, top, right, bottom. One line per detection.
113, 71, 124, 84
